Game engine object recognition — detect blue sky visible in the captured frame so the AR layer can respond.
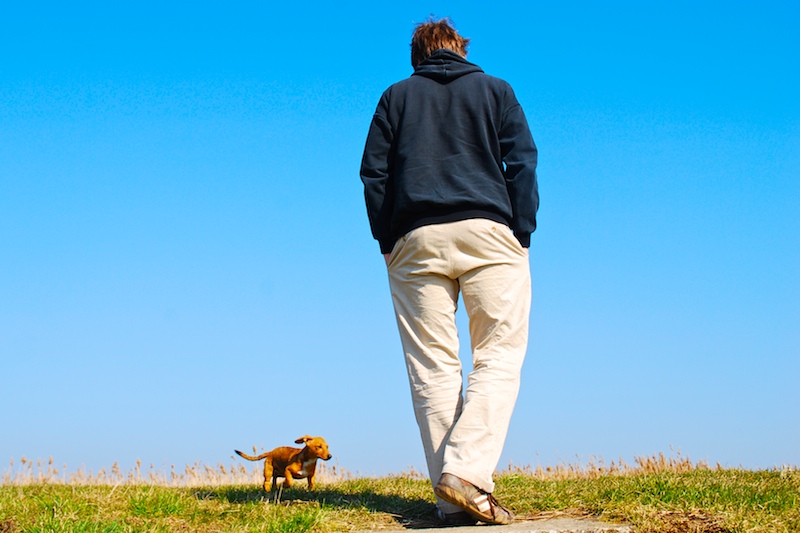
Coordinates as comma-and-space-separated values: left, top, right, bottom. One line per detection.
2, 1, 798, 478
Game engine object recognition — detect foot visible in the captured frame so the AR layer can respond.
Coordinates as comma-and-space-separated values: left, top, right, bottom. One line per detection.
434, 473, 514, 525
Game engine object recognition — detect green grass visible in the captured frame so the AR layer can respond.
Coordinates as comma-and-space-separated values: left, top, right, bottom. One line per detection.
501, 468, 800, 532
1, 459, 798, 532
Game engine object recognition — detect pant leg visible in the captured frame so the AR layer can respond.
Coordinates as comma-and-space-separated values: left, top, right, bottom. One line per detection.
441, 220, 531, 494
387, 226, 465, 513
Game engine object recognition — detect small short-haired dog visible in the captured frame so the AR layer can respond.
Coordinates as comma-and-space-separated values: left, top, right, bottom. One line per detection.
235, 435, 332, 492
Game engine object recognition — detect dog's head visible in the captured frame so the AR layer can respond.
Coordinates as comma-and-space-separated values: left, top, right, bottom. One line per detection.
295, 435, 333, 460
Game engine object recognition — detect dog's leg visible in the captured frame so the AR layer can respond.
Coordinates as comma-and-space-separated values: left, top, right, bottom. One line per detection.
282, 467, 294, 488
263, 459, 274, 492
306, 463, 317, 490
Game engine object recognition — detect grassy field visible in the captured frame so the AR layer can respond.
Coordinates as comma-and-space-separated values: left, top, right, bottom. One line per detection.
1, 454, 798, 532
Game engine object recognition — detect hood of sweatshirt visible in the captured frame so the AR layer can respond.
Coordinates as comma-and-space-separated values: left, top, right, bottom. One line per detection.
412, 49, 483, 83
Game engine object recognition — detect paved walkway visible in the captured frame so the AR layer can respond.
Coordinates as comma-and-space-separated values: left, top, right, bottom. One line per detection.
359, 517, 632, 533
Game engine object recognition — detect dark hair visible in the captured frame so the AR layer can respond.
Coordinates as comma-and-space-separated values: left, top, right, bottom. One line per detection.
410, 17, 470, 68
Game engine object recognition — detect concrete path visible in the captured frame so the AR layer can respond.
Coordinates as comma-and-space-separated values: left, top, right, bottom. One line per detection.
358, 517, 632, 533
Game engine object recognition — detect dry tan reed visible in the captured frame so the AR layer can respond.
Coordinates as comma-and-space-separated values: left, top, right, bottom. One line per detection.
500, 451, 716, 480
2, 455, 351, 487
3, 451, 720, 488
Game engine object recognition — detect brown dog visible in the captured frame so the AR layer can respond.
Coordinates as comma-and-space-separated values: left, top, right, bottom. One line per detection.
235, 435, 332, 492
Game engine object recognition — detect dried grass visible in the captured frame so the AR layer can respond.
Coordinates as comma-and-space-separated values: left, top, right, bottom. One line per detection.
1, 455, 349, 487
501, 451, 716, 480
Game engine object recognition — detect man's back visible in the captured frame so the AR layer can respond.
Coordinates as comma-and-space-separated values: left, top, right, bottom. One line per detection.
361, 49, 538, 253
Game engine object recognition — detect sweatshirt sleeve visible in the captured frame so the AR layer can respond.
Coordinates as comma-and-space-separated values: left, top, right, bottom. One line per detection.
360, 93, 397, 254
498, 88, 539, 247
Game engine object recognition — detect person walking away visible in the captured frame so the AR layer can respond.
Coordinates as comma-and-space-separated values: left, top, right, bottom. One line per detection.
359, 17, 539, 526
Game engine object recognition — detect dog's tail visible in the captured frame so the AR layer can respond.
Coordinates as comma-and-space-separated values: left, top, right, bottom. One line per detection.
234, 449, 270, 461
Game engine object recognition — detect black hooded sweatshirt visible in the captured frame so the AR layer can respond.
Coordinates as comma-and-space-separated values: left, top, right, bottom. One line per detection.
360, 49, 538, 254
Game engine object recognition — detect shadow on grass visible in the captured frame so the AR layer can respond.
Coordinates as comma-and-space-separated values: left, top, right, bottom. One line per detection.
193, 485, 442, 529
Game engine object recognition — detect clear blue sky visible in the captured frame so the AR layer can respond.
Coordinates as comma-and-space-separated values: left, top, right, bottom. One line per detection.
2, 1, 798, 477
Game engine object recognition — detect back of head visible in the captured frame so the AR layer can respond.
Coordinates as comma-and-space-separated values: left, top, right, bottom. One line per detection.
410, 17, 470, 68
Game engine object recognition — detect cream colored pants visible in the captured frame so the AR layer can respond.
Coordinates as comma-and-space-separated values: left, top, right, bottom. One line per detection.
387, 218, 531, 511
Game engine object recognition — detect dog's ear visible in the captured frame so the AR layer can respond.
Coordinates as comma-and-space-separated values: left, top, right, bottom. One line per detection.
295, 435, 312, 444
